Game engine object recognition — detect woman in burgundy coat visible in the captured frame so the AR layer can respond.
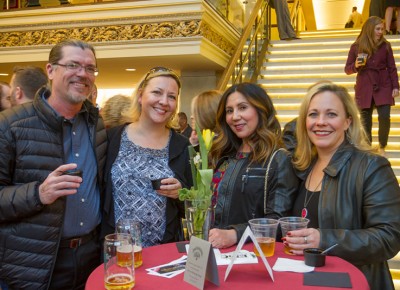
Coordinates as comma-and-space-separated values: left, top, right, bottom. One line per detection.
345, 16, 399, 154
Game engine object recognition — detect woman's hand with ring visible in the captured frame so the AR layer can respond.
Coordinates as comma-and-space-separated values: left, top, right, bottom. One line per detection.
283, 228, 320, 255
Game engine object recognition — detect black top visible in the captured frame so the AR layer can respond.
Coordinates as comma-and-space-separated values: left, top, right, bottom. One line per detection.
292, 181, 320, 229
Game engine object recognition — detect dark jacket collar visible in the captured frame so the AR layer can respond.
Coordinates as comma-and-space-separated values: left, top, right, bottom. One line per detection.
297, 139, 355, 180
323, 140, 354, 177
33, 87, 99, 131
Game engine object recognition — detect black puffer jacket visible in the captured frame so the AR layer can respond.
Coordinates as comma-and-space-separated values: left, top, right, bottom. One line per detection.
296, 141, 400, 290
0, 88, 107, 290
214, 149, 299, 241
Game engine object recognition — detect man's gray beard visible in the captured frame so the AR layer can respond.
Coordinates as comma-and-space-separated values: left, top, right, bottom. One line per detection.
68, 93, 88, 105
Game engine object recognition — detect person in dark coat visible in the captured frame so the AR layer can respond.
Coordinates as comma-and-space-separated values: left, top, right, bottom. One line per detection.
177, 111, 192, 138
0, 40, 107, 290
208, 83, 298, 249
287, 83, 400, 290
345, 16, 399, 155
101, 67, 192, 247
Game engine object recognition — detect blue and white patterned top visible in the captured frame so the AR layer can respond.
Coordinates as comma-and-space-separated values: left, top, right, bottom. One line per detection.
112, 129, 174, 247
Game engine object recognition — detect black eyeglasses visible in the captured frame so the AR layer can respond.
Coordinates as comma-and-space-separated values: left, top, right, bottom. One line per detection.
140, 66, 180, 88
53, 63, 99, 76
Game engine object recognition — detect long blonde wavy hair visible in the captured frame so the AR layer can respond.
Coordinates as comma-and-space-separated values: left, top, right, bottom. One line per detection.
293, 84, 370, 171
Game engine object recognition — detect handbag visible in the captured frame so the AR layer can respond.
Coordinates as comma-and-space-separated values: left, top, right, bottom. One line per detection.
263, 148, 284, 214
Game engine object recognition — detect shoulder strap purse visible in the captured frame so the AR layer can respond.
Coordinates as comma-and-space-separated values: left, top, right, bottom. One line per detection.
263, 148, 285, 214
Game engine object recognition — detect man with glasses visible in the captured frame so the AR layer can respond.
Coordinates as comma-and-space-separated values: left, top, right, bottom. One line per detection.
0, 39, 107, 290
0, 81, 11, 111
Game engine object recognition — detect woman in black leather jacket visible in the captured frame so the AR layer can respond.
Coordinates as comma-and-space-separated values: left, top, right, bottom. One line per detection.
286, 83, 400, 290
208, 83, 298, 249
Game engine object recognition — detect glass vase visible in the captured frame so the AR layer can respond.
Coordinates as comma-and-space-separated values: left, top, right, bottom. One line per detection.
184, 199, 214, 241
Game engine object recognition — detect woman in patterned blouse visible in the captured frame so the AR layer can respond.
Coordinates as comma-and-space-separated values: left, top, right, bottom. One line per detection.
102, 67, 192, 247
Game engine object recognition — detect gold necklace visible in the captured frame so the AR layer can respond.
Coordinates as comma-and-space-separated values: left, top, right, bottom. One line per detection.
301, 168, 323, 218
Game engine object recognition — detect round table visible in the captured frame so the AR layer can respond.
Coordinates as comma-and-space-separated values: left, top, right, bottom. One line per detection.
86, 242, 369, 290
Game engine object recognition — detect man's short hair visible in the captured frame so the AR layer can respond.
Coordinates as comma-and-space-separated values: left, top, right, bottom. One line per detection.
12, 66, 48, 100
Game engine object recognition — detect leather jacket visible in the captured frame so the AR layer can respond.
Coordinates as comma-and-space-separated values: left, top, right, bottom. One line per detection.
0, 87, 107, 290
282, 118, 298, 154
296, 140, 400, 290
214, 149, 299, 242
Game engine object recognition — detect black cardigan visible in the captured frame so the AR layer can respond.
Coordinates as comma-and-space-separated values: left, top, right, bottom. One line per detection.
100, 124, 192, 244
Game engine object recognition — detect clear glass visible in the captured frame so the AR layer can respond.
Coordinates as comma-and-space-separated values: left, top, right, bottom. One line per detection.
249, 218, 279, 257
184, 199, 214, 241
278, 217, 310, 255
116, 219, 143, 268
104, 233, 135, 290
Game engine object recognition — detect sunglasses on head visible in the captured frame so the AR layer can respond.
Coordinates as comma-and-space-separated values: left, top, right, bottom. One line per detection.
140, 67, 180, 88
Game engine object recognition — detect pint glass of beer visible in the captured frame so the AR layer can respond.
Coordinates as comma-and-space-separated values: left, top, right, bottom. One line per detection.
279, 217, 309, 255
116, 219, 143, 268
104, 233, 135, 290
248, 218, 279, 257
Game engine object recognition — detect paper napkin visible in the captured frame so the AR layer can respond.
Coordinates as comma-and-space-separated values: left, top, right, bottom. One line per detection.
272, 257, 314, 273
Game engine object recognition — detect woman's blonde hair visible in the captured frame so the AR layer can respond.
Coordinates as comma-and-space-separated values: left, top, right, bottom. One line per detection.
191, 90, 223, 131
356, 16, 387, 56
293, 84, 370, 171
210, 83, 282, 167
101, 94, 131, 128
121, 67, 181, 129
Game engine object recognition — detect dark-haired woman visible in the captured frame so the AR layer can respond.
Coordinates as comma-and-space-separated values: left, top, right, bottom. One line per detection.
208, 82, 298, 249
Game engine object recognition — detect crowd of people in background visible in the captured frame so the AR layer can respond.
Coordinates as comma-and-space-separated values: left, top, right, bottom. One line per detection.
0, 11, 400, 290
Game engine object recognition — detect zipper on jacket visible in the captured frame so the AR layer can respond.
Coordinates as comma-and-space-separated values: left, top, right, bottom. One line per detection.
241, 167, 266, 193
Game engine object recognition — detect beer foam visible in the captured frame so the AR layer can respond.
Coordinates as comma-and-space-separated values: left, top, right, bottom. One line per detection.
117, 244, 133, 253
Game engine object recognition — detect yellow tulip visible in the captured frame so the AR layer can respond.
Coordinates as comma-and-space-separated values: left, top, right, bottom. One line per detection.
202, 129, 214, 150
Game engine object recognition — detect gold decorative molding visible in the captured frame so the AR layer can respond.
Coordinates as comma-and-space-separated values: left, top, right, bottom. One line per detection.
200, 22, 235, 56
0, 19, 235, 56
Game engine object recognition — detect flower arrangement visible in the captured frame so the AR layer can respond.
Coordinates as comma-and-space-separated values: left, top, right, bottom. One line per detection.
178, 125, 214, 239
178, 125, 214, 202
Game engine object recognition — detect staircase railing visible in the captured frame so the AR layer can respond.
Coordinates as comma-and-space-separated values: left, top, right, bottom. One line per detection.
289, 0, 302, 32
217, 0, 271, 91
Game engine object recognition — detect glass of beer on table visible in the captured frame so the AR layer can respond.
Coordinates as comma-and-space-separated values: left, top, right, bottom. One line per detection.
279, 217, 310, 255
104, 233, 135, 290
116, 219, 143, 268
248, 218, 279, 257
